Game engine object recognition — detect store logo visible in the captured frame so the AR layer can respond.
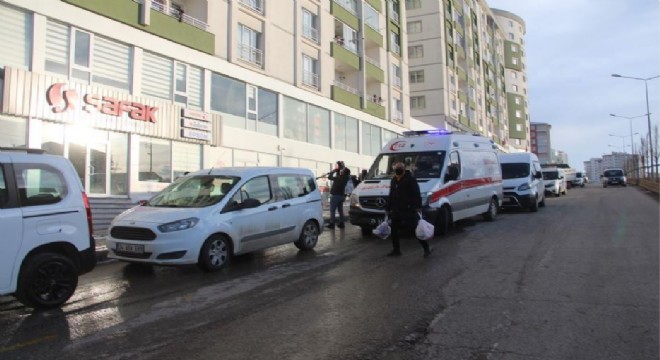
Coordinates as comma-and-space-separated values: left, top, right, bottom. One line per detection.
46, 83, 158, 123
389, 141, 407, 151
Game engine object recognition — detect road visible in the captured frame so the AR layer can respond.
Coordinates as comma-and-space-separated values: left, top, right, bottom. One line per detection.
1, 184, 658, 360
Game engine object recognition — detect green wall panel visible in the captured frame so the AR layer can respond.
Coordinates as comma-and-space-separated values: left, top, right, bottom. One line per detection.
332, 85, 361, 110
366, 62, 384, 83
364, 101, 386, 119
331, 42, 360, 70
365, 26, 383, 47
331, 2, 359, 30
367, 0, 382, 12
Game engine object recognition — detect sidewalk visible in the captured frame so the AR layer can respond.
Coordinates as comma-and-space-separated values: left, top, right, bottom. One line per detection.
93, 204, 349, 263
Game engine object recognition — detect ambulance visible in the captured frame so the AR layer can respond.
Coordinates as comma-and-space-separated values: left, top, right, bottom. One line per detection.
349, 130, 503, 236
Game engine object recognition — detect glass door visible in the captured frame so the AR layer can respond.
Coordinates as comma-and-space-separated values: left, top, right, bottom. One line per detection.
65, 127, 111, 196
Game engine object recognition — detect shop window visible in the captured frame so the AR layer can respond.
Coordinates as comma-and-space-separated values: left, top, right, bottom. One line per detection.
307, 105, 330, 147
110, 133, 128, 195
142, 51, 202, 109
45, 20, 131, 92
139, 137, 171, 183
334, 114, 358, 153
282, 97, 330, 147
361, 122, 382, 156
0, 116, 27, 148
172, 142, 201, 179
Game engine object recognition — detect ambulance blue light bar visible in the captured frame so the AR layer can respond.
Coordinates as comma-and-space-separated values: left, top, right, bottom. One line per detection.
403, 129, 452, 137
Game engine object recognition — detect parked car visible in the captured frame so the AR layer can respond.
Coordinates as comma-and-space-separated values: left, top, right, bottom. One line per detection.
602, 168, 627, 187
349, 129, 503, 236
107, 167, 323, 271
499, 152, 546, 212
0, 148, 96, 309
542, 167, 568, 197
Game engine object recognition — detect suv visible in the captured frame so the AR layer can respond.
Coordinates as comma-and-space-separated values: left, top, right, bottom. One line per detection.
602, 168, 627, 187
107, 167, 323, 271
0, 148, 95, 309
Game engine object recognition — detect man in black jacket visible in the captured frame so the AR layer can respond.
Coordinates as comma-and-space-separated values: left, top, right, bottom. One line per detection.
386, 162, 432, 257
327, 161, 351, 229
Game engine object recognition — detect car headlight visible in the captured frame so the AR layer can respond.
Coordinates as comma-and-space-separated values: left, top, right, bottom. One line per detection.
350, 193, 360, 207
157, 217, 199, 233
517, 183, 531, 191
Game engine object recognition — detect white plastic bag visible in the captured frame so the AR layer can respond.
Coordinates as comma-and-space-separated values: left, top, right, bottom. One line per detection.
415, 213, 434, 240
372, 215, 391, 239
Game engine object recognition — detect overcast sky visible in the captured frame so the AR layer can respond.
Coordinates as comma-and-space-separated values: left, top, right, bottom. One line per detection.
487, 0, 659, 170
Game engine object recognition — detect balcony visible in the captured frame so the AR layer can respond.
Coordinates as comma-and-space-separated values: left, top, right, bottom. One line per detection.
332, 81, 361, 110
331, 41, 360, 71
237, 43, 263, 67
392, 110, 403, 123
64, 0, 214, 54
365, 97, 386, 119
365, 56, 384, 83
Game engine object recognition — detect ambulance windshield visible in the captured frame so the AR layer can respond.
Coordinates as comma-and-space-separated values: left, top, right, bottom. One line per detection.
367, 151, 446, 180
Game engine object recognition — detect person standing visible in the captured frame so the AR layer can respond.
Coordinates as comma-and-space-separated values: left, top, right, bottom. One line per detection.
386, 162, 432, 257
327, 161, 351, 229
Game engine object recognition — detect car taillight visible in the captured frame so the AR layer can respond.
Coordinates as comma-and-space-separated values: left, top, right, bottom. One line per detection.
82, 192, 94, 235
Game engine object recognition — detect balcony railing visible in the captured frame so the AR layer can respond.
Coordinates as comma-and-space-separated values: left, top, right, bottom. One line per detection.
146, 0, 209, 30
237, 43, 264, 67
239, 0, 264, 14
393, 76, 402, 89
334, 0, 357, 15
392, 110, 403, 123
365, 56, 380, 68
303, 25, 320, 44
303, 71, 319, 89
333, 80, 359, 95
391, 42, 400, 54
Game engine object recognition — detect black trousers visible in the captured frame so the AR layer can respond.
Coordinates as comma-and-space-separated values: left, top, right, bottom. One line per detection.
390, 211, 430, 253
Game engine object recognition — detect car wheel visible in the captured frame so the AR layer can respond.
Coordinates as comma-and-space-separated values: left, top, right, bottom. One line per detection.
360, 227, 373, 236
198, 235, 231, 272
529, 196, 539, 212
294, 220, 319, 250
435, 206, 451, 236
15, 253, 78, 309
482, 197, 498, 221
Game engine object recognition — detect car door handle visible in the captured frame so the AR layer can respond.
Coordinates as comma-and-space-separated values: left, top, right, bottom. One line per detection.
268, 206, 278, 211
282, 203, 291, 208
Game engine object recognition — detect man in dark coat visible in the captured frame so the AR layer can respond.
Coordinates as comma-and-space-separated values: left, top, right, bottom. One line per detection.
386, 162, 432, 257
327, 161, 351, 229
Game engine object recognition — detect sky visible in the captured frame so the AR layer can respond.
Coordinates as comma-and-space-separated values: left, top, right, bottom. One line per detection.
487, 0, 659, 170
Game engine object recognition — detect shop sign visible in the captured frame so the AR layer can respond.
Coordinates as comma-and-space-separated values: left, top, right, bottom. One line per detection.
180, 108, 212, 141
181, 128, 212, 141
182, 108, 210, 121
182, 118, 212, 131
46, 83, 158, 123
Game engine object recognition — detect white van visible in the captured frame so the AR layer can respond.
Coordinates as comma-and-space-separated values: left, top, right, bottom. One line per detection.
107, 167, 324, 271
349, 130, 503, 236
499, 152, 546, 212
541, 167, 567, 197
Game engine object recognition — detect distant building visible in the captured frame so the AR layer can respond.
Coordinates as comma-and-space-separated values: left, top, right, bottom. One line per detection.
530, 122, 552, 164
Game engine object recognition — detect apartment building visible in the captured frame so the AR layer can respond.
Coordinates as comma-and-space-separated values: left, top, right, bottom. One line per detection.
405, 0, 515, 148
0, 0, 409, 229
530, 122, 551, 164
491, 8, 530, 152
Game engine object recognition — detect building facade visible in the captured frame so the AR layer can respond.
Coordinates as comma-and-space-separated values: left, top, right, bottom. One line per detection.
530, 122, 551, 164
0, 0, 411, 229
404, 0, 524, 149
491, 8, 530, 152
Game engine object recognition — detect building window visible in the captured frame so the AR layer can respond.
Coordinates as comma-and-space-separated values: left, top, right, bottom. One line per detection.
335, 0, 357, 15
211, 72, 278, 136
405, 0, 421, 9
389, 0, 400, 23
45, 20, 132, 92
141, 52, 202, 108
390, 31, 401, 54
335, 21, 358, 54
239, 0, 264, 14
512, 84, 518, 92
172, 142, 202, 179
411, 96, 426, 109
508, 33, 514, 40
514, 97, 521, 105
511, 71, 518, 79
334, 114, 359, 153
407, 20, 422, 34
238, 24, 263, 67
302, 54, 319, 89
283, 97, 330, 147
392, 98, 403, 123
0, 116, 27, 148
302, 9, 319, 43
408, 45, 424, 58
511, 44, 518, 53
361, 122, 382, 156
409, 70, 424, 83
515, 110, 522, 118
0, 3, 32, 71
512, 57, 518, 65
508, 20, 514, 27
392, 64, 402, 88
364, 4, 379, 30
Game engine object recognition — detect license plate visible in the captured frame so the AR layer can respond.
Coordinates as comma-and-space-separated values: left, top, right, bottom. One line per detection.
117, 243, 144, 254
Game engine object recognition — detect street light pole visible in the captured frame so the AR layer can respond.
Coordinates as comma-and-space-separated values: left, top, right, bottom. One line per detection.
610, 113, 648, 178
611, 74, 660, 178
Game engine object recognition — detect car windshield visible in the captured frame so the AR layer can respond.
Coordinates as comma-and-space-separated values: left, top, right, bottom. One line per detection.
542, 171, 559, 180
604, 170, 624, 177
146, 175, 240, 208
501, 163, 530, 179
367, 151, 446, 180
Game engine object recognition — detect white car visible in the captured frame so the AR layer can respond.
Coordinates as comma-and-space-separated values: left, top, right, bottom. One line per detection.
0, 148, 96, 309
542, 168, 568, 197
107, 167, 324, 271
499, 152, 546, 212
